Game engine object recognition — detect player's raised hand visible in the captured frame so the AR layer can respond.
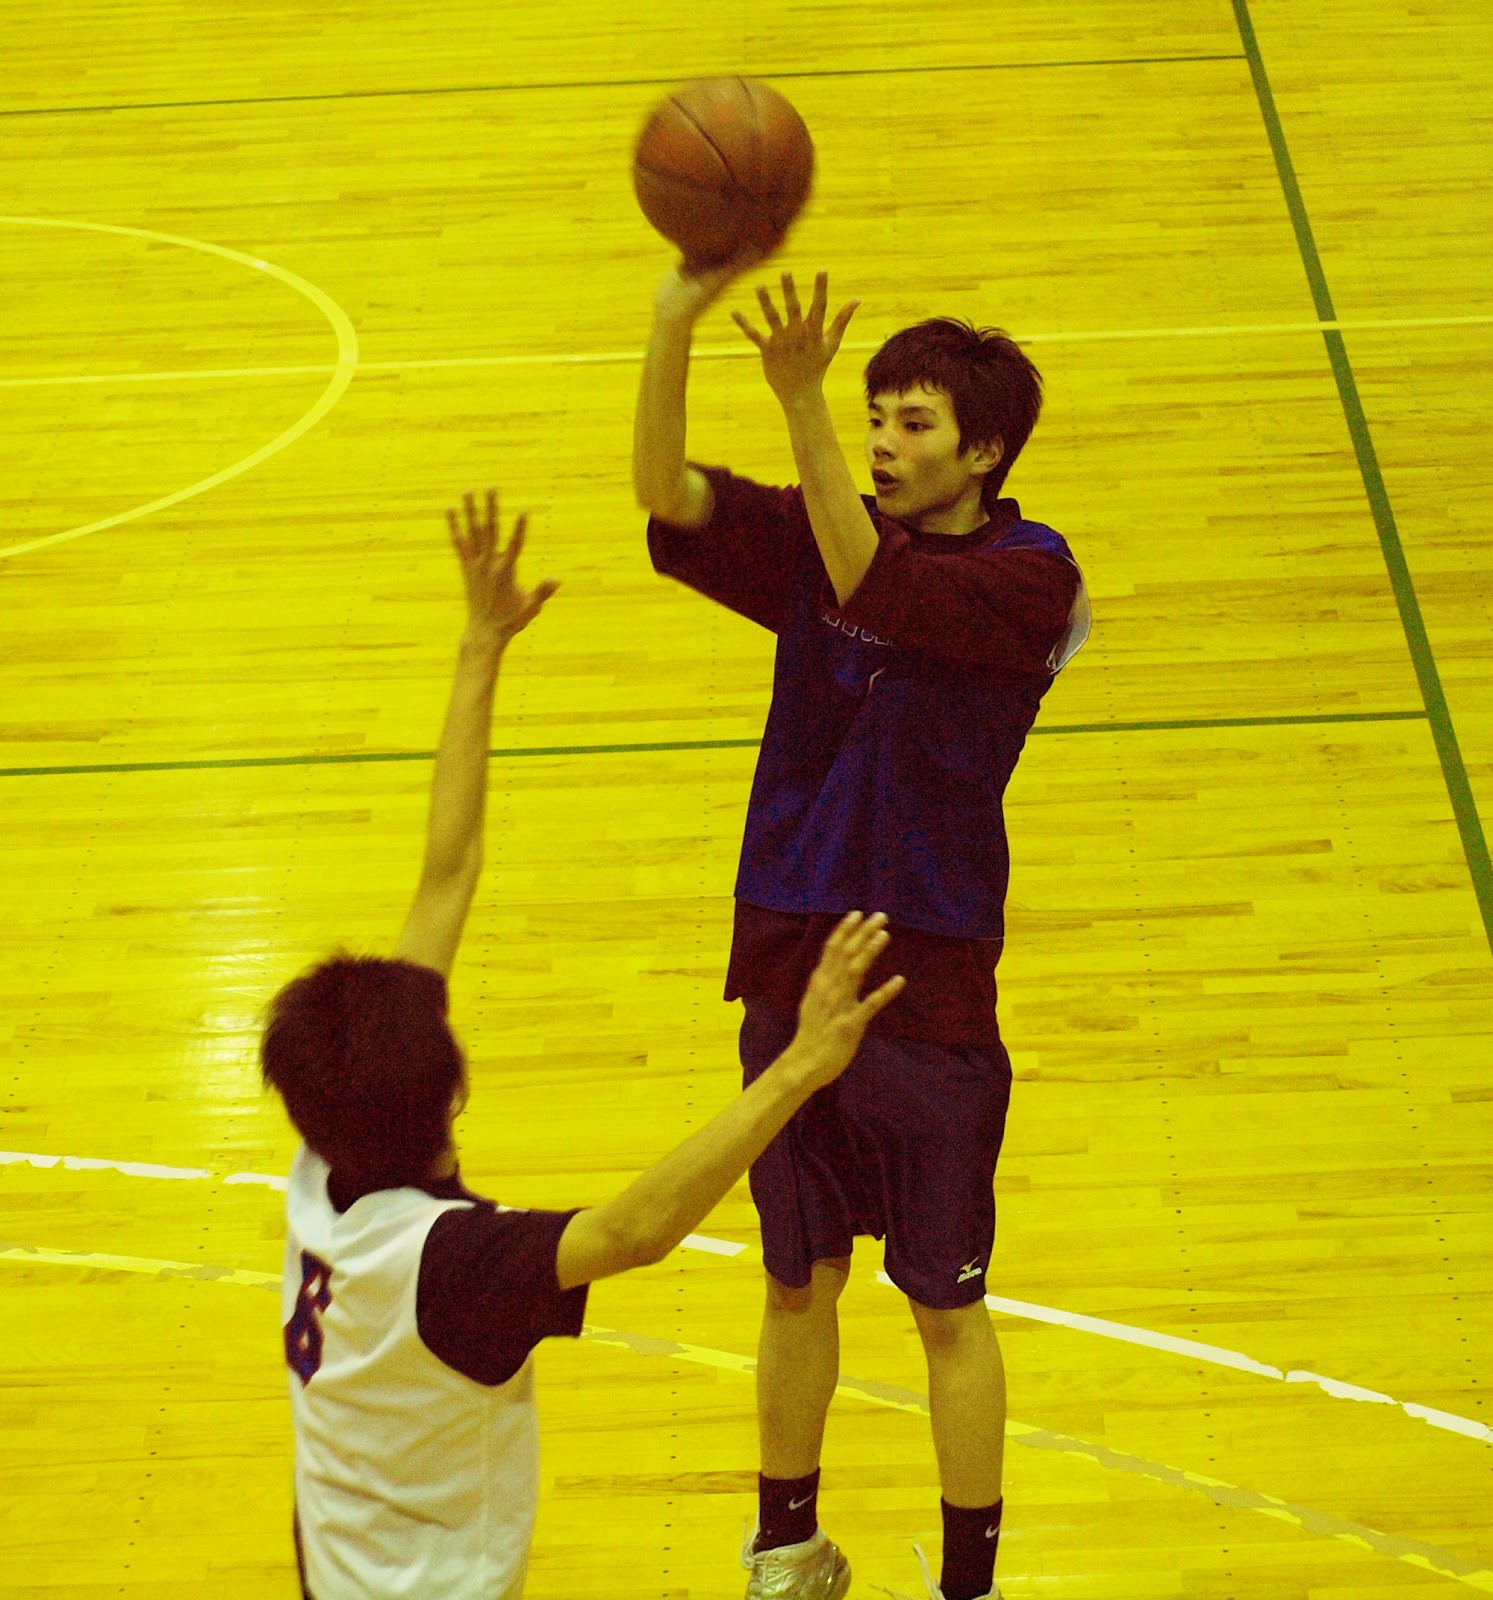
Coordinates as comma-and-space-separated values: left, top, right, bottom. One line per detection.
446, 487, 559, 646
789, 911, 905, 1089
733, 270, 859, 404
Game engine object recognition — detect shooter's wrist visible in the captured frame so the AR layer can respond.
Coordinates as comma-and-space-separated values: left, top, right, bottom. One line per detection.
650, 296, 703, 335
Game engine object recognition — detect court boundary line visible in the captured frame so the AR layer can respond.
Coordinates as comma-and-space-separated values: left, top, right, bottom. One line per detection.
0, 216, 358, 563
1230, 0, 1493, 957
3, 311, 1490, 395
0, 55, 1248, 122
3, 1147, 1487, 1447
0, 711, 1431, 781
1, 41, 1483, 1591
582, 1324, 1493, 1594
1, 1238, 1490, 1592
871, 1271, 1492, 1445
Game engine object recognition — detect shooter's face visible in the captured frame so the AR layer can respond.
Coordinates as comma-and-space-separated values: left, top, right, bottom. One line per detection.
865, 384, 998, 531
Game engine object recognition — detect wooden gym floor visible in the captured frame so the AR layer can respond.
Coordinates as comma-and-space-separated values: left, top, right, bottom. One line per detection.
1, 1, 1490, 1595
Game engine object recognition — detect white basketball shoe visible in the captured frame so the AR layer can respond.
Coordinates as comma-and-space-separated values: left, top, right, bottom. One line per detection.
741, 1521, 852, 1599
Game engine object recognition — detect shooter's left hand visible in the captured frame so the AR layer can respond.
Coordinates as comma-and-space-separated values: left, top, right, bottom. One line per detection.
446, 487, 560, 646
733, 270, 859, 405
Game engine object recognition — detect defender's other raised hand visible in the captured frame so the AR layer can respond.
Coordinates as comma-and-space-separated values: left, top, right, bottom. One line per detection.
733, 270, 859, 405
790, 911, 905, 1090
446, 488, 559, 646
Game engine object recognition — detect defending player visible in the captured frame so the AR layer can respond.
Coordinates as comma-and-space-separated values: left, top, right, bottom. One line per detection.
262, 487, 906, 1600
634, 264, 1090, 1600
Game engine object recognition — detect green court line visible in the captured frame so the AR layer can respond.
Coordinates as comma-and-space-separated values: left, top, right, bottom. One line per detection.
1231, 0, 1493, 955
0, 56, 1247, 121
1039, 710, 1426, 736
0, 711, 1428, 780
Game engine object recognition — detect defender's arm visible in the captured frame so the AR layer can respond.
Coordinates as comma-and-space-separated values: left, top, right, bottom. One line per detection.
392, 632, 501, 979
393, 490, 558, 978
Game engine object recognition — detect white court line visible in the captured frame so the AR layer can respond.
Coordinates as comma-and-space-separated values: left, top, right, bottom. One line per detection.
681, 1232, 749, 1256
0, 1150, 214, 1181
0, 215, 359, 562
2, 312, 1490, 393
4, 1236, 1489, 1592
0, 1149, 743, 1255
874, 1270, 1491, 1445
3, 1235, 1491, 1596
0, 1241, 280, 1291
2, 1146, 1482, 1444
0, 361, 339, 390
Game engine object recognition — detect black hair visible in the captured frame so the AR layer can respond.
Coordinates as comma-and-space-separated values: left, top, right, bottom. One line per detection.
261, 955, 462, 1190
864, 318, 1043, 499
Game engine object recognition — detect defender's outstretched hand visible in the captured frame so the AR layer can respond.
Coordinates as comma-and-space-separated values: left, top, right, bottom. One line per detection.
733, 270, 859, 404
446, 487, 559, 644
791, 911, 905, 1088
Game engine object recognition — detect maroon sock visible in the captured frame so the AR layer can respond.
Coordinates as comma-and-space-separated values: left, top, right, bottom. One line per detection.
940, 1497, 1002, 1600
755, 1468, 820, 1553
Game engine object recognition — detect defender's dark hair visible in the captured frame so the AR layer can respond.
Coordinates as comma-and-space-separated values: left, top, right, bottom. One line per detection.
864, 318, 1043, 500
261, 955, 463, 1190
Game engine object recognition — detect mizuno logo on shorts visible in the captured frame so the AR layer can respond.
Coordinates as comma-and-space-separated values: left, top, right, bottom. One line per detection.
957, 1261, 983, 1283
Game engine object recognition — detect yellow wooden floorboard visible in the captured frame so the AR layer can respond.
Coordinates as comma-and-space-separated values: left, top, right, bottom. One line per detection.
3, 0, 1491, 1595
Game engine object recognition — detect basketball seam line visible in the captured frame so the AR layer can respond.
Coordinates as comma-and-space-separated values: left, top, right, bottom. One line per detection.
634, 155, 802, 202
668, 95, 747, 194
633, 156, 738, 195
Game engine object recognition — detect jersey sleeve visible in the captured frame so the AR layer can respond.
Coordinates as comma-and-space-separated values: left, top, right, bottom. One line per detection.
646, 466, 809, 633
417, 1204, 589, 1387
841, 525, 1081, 673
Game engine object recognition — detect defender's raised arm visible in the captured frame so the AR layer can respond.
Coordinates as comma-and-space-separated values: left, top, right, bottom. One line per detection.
393, 488, 558, 979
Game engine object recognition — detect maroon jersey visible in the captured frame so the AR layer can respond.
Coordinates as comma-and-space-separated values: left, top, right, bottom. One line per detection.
650, 468, 1086, 1048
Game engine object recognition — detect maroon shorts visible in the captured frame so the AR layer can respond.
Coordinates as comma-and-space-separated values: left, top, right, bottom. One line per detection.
740, 998, 1013, 1310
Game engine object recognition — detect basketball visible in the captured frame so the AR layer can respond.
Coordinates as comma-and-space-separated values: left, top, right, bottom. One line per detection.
632, 77, 815, 269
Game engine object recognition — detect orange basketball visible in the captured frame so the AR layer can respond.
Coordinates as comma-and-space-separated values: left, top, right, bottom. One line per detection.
632, 77, 815, 269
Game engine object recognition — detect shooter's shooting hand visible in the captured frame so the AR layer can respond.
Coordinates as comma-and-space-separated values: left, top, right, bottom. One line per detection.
653, 247, 768, 325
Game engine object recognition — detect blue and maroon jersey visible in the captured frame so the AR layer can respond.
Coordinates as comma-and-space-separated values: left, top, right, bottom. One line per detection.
648, 467, 1088, 1044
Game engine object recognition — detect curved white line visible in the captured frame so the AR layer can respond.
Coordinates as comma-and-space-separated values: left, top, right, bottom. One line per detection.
0, 215, 358, 560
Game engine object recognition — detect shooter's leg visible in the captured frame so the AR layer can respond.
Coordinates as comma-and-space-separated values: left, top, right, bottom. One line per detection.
757, 1254, 851, 1480
912, 1296, 1006, 1600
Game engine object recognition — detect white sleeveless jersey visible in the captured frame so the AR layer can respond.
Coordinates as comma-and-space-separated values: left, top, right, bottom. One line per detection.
283, 1144, 538, 1600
